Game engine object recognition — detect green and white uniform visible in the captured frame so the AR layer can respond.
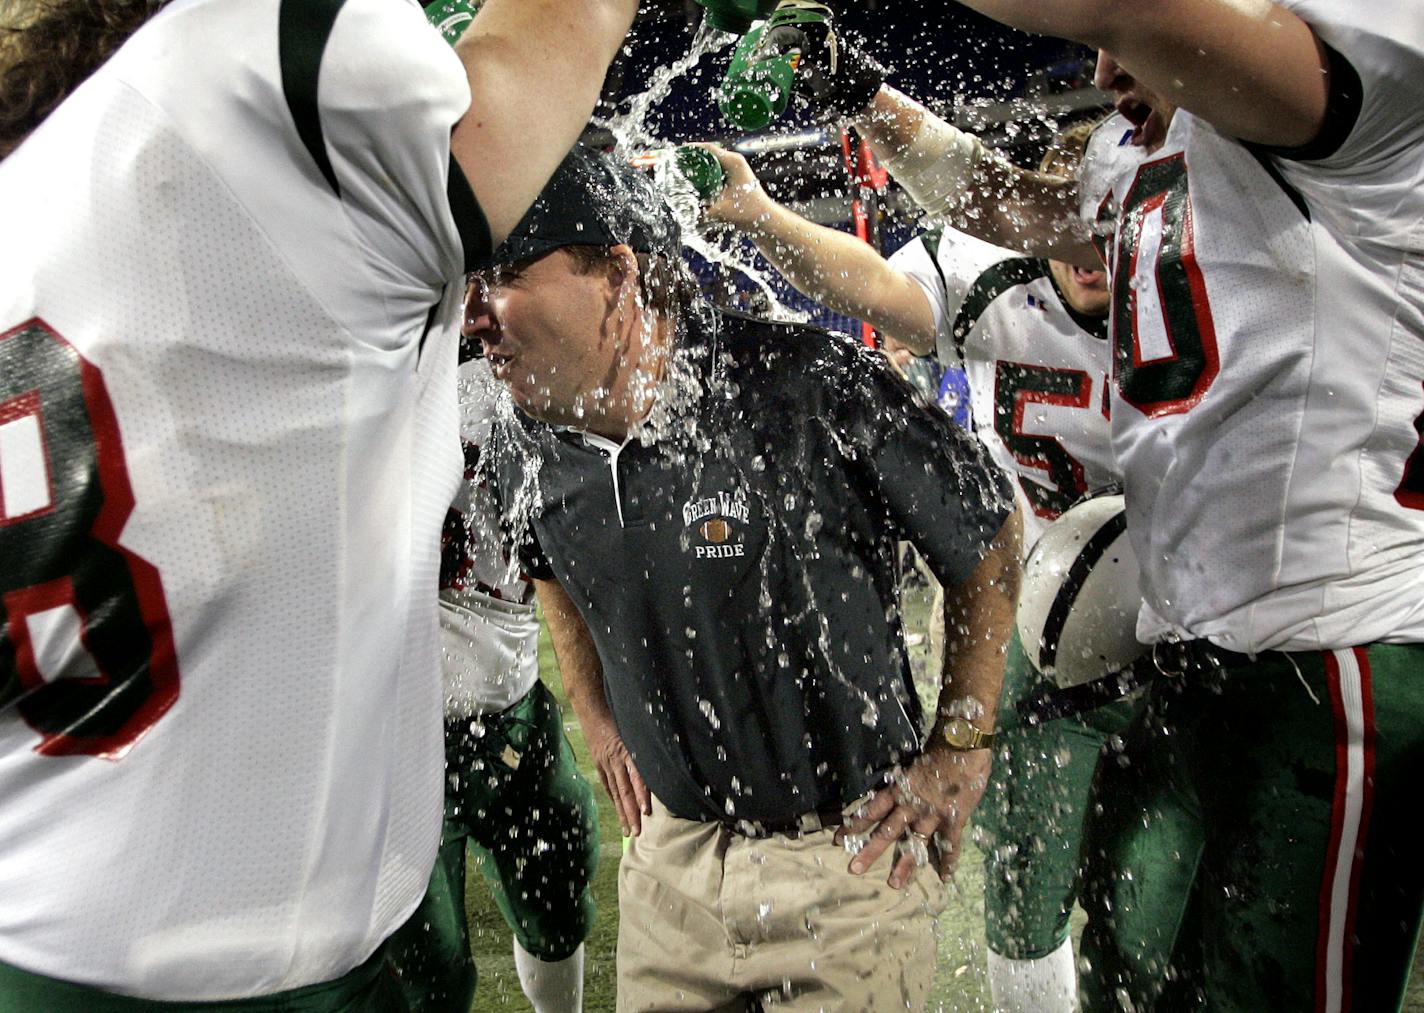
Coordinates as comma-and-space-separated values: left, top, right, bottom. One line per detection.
885, 117, 1149, 1000
388, 359, 598, 1012
1088, 2, 1424, 1007
888, 229, 1118, 548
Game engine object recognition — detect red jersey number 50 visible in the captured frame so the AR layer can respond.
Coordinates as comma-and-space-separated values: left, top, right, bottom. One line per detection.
0, 319, 179, 759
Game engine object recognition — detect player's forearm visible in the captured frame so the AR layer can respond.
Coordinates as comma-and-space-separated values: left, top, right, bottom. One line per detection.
452, 0, 638, 244
950, 0, 1118, 45
534, 577, 616, 733
955, 0, 1329, 150
854, 87, 931, 162
855, 86, 994, 234
968, 157, 1103, 268
743, 199, 937, 353
856, 87, 1098, 268
934, 509, 1022, 734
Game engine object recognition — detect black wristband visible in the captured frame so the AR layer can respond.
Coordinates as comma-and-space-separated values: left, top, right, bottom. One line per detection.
826, 36, 886, 118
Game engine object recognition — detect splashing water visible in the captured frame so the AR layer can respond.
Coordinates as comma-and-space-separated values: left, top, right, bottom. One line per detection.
600, 18, 810, 322
652, 154, 811, 324
603, 19, 736, 158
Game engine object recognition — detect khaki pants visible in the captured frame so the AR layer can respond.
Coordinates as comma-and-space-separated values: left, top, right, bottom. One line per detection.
617, 797, 947, 1012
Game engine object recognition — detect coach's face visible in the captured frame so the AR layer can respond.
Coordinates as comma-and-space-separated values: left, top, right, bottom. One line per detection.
465, 248, 625, 428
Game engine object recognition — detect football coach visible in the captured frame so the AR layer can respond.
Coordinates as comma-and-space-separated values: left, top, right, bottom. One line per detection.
467, 146, 1022, 1011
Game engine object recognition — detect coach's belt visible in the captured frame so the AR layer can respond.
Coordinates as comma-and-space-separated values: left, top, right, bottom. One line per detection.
1018, 638, 1259, 723
1149, 638, 1256, 674
721, 806, 847, 840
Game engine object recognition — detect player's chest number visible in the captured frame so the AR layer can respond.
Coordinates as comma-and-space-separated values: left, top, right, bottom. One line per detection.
993, 361, 1092, 519
0, 319, 179, 759
1108, 155, 1221, 417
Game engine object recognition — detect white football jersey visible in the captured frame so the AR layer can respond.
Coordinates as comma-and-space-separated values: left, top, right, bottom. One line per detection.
1078, 113, 1144, 245
1097, 0, 1424, 651
0, 0, 474, 999
889, 228, 1120, 551
441, 359, 539, 719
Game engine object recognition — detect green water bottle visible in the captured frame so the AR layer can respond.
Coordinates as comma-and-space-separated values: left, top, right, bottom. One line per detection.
425, 0, 480, 45
673, 147, 727, 205
694, 0, 782, 35
716, 1, 828, 131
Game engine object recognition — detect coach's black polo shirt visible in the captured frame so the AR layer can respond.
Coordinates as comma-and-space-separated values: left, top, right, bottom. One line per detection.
488, 307, 1012, 825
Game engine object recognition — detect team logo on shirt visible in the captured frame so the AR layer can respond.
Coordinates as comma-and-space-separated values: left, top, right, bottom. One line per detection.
683, 489, 750, 559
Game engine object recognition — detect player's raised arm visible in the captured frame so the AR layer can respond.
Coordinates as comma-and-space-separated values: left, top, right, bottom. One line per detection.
451, 0, 639, 244
742, 15, 1099, 266
853, 87, 1099, 267
953, 0, 1330, 150
699, 143, 937, 353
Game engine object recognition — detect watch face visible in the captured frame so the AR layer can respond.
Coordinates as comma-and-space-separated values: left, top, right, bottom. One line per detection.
943, 718, 990, 749
943, 719, 973, 747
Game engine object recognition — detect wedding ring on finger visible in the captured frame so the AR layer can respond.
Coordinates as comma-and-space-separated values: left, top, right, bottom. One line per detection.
903, 828, 933, 865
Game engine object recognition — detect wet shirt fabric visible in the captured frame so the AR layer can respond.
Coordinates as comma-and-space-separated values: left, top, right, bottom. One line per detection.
488, 308, 1013, 825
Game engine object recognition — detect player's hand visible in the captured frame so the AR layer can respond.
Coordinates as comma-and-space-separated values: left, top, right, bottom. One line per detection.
760, 4, 886, 121
834, 742, 992, 888
693, 143, 768, 227
584, 718, 651, 837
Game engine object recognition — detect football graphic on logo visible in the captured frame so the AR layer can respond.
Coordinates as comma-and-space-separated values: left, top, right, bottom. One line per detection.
701, 519, 729, 544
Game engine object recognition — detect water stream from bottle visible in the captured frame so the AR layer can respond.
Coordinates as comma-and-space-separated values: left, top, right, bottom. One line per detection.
599, 17, 810, 322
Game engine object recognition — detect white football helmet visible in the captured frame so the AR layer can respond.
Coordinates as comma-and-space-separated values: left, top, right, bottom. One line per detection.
1016, 492, 1146, 688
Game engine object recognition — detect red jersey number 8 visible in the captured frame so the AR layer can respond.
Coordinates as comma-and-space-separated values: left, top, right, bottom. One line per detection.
0, 319, 179, 759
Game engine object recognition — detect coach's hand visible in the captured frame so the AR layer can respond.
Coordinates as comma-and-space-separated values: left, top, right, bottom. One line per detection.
586, 717, 651, 837
835, 742, 992, 888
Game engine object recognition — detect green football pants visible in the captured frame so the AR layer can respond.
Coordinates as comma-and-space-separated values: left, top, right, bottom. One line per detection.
0, 943, 402, 1012
388, 680, 599, 1013
1080, 643, 1424, 1011
978, 630, 1141, 960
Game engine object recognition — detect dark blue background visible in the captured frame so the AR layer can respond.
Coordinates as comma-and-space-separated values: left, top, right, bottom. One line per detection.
592, 2, 1099, 337
599, 1, 1091, 145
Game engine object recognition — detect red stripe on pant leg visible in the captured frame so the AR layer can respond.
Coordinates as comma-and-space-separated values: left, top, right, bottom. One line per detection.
1340, 648, 1377, 1013
1315, 652, 1348, 1013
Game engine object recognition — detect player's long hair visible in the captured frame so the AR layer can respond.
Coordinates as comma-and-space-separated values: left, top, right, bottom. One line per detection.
0, 0, 170, 160
1039, 117, 1103, 178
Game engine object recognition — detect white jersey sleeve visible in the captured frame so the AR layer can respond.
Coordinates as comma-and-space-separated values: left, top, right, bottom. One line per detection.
1076, 113, 1140, 224
315, 0, 485, 340
1271, 0, 1424, 248
886, 232, 953, 352
886, 227, 1014, 368
122, 0, 478, 350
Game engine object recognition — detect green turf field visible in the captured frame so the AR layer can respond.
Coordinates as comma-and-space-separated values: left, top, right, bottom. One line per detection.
457, 585, 1424, 1012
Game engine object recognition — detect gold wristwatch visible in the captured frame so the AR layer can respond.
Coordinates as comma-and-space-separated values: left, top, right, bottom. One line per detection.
940, 717, 995, 750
